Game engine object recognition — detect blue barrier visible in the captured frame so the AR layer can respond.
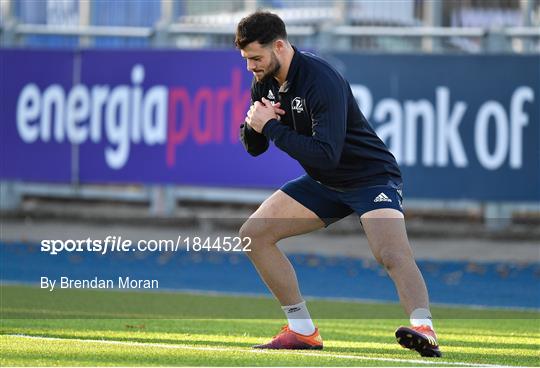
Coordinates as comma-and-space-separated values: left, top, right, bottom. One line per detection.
2, 242, 539, 309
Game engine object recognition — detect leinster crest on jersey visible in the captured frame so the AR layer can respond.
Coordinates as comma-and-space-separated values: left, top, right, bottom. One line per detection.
292, 97, 304, 113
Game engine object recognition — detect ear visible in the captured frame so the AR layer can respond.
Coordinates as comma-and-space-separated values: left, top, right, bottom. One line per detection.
274, 39, 286, 54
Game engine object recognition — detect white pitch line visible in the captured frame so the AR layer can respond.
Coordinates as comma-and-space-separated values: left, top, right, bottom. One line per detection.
6, 334, 514, 367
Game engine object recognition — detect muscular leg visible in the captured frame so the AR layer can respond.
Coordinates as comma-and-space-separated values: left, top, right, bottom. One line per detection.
360, 209, 429, 314
239, 190, 324, 306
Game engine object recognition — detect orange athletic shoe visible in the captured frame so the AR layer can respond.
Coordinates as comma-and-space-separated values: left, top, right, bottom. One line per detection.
395, 325, 442, 357
253, 325, 323, 350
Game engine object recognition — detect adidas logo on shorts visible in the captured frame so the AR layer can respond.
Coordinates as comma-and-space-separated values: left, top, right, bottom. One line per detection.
374, 192, 392, 203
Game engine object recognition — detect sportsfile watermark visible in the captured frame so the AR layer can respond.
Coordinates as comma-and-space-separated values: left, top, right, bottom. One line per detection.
40, 236, 252, 255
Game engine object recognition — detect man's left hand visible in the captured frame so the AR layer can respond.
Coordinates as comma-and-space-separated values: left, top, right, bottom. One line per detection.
245, 97, 283, 133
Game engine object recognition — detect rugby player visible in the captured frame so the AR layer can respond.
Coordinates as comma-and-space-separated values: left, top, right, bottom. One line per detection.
236, 11, 441, 358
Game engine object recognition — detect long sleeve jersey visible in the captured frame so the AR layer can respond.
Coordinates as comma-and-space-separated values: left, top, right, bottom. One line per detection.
240, 47, 402, 190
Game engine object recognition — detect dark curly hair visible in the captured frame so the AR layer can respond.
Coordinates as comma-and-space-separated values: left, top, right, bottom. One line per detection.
235, 11, 287, 49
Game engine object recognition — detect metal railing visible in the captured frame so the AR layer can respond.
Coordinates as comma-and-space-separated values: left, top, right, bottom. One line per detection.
14, 24, 154, 38
2, 21, 539, 53
167, 24, 315, 36
333, 26, 486, 37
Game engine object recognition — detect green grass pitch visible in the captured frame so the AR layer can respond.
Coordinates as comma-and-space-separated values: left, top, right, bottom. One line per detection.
1, 285, 539, 366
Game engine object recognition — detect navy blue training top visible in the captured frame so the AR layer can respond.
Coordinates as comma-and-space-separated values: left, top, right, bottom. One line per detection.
240, 47, 402, 190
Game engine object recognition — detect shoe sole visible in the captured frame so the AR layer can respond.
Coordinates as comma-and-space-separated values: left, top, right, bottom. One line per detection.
253, 344, 323, 350
395, 327, 442, 358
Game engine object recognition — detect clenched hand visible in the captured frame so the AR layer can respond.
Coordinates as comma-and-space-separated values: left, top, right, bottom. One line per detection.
245, 97, 286, 133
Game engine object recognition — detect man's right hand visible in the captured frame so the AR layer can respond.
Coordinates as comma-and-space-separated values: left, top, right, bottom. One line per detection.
245, 98, 286, 133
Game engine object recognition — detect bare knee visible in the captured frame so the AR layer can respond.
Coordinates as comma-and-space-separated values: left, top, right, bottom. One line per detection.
375, 247, 414, 271
239, 219, 278, 252
239, 219, 269, 240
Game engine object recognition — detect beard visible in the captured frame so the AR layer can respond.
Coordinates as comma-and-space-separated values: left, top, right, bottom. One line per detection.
258, 52, 281, 83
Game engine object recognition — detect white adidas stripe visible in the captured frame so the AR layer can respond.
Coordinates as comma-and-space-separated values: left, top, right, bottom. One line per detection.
5, 334, 516, 367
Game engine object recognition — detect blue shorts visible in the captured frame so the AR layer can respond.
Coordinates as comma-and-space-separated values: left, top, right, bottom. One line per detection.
280, 175, 404, 226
